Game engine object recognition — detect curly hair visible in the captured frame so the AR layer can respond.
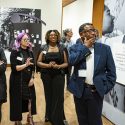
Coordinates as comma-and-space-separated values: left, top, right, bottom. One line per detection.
45, 30, 61, 44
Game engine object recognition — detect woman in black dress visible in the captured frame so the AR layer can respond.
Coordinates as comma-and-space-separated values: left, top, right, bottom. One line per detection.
37, 30, 68, 125
9, 33, 36, 125
0, 48, 7, 124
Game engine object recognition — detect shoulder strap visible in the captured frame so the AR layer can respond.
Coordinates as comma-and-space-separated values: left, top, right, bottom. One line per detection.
57, 44, 65, 63
36, 44, 48, 72
41, 44, 49, 52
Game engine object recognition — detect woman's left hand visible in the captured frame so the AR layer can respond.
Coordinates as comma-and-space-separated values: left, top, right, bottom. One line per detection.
28, 78, 34, 87
25, 58, 34, 67
52, 63, 60, 69
0, 60, 4, 65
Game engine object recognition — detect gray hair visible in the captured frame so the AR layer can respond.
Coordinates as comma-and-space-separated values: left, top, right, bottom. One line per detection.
63, 28, 72, 36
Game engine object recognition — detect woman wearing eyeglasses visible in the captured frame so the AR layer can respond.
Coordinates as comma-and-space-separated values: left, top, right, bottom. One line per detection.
37, 30, 68, 125
9, 33, 36, 125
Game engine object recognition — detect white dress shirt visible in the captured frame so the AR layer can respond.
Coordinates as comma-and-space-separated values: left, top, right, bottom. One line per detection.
85, 48, 94, 85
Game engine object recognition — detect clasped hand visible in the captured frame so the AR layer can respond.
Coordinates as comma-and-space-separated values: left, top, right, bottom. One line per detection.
25, 58, 34, 67
48, 61, 60, 69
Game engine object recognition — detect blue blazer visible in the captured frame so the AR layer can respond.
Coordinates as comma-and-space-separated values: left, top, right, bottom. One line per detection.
68, 40, 116, 98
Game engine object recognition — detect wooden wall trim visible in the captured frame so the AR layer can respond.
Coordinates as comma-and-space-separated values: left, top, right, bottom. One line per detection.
92, 0, 104, 36
62, 0, 76, 7
7, 64, 11, 67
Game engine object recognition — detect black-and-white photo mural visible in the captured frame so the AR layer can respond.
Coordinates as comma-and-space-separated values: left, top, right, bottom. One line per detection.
102, 0, 125, 124
0, 7, 46, 63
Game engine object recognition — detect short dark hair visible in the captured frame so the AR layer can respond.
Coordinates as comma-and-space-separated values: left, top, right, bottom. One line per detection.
79, 23, 93, 34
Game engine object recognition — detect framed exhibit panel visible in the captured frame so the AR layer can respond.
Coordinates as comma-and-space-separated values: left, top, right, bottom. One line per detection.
0, 7, 46, 64
102, 0, 125, 125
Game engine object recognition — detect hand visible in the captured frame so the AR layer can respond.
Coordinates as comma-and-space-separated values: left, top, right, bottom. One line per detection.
28, 78, 34, 87
25, 58, 34, 67
51, 63, 60, 69
48, 61, 56, 68
47, 62, 53, 68
50, 61, 56, 65
84, 37, 95, 48
0, 60, 4, 65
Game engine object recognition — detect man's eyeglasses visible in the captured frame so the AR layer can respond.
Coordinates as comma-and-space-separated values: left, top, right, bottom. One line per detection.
84, 29, 97, 33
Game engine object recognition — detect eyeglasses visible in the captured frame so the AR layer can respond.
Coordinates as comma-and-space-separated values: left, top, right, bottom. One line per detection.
22, 38, 30, 42
49, 34, 57, 37
84, 29, 97, 33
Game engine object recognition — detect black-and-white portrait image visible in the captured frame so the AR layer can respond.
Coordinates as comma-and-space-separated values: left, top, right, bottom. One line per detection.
0, 7, 46, 63
102, 0, 125, 124
104, 83, 125, 112
102, 0, 125, 37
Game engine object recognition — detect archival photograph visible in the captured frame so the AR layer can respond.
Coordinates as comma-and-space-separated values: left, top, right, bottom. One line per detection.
0, 7, 43, 63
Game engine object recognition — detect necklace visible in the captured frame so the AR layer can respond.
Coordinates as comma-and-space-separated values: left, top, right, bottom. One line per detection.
49, 45, 57, 49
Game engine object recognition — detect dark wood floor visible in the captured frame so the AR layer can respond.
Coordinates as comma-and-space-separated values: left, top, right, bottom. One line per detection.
0, 67, 113, 125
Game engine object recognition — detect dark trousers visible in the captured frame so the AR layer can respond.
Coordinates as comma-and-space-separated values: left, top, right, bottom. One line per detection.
41, 73, 65, 125
66, 66, 72, 87
74, 87, 103, 125
0, 103, 2, 122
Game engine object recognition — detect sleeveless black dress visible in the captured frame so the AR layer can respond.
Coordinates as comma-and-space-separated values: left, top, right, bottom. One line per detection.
41, 51, 64, 75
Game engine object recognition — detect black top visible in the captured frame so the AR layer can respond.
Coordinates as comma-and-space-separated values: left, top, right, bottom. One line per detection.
45, 52, 61, 64
21, 48, 33, 82
0, 48, 7, 103
41, 52, 63, 75
9, 48, 36, 120
20, 48, 33, 100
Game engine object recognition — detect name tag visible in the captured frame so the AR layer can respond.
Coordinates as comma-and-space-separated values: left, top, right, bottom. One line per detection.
78, 69, 87, 77
17, 57, 23, 61
42, 51, 47, 54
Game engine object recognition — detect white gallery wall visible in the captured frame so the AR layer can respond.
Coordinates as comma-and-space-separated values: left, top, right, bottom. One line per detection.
62, 0, 93, 42
0, 0, 62, 43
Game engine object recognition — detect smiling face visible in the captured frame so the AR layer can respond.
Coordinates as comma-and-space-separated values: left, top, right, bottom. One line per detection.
45, 30, 60, 45
20, 34, 30, 48
49, 31, 57, 43
102, 5, 115, 35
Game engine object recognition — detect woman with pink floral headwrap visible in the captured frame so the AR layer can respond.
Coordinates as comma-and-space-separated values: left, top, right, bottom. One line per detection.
9, 33, 36, 125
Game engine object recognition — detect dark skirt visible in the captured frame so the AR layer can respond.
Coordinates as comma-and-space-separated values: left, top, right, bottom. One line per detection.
22, 82, 31, 100
22, 68, 32, 100
10, 72, 36, 121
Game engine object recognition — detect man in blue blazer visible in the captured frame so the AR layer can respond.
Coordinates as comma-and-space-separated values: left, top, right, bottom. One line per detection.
68, 23, 116, 125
